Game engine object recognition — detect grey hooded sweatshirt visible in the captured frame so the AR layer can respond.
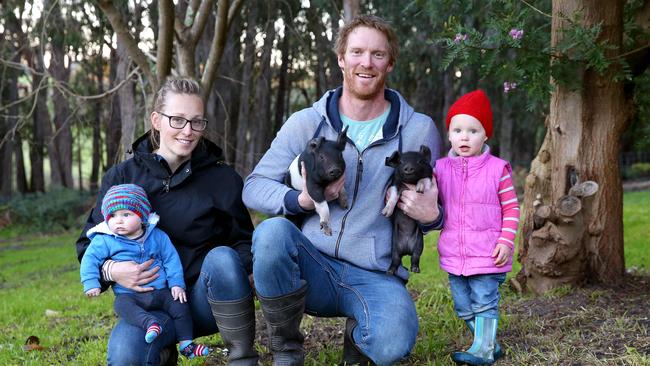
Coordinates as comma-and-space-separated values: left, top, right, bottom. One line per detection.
243, 88, 442, 280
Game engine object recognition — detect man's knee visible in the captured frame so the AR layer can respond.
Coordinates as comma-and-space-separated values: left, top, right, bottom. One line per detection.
363, 324, 417, 365
252, 217, 295, 258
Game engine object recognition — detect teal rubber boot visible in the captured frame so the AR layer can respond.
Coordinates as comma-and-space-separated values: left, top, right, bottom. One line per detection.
451, 317, 498, 365
463, 318, 503, 360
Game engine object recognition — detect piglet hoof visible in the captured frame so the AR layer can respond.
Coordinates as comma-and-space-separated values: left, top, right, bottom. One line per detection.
381, 205, 394, 217
321, 222, 332, 236
386, 267, 397, 275
411, 266, 420, 273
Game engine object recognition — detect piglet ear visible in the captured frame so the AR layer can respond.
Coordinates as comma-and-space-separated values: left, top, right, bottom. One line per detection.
419, 145, 431, 162
385, 151, 400, 168
308, 137, 324, 152
337, 126, 349, 150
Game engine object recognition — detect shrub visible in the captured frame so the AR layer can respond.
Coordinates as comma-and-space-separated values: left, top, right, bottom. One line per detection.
0, 187, 93, 232
628, 162, 650, 179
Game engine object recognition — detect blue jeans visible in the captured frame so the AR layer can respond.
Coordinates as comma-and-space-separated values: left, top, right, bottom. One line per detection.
252, 217, 418, 366
114, 289, 193, 341
448, 273, 506, 320
106, 246, 252, 365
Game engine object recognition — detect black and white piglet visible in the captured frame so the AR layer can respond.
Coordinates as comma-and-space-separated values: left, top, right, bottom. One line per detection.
286, 127, 348, 236
381, 145, 433, 275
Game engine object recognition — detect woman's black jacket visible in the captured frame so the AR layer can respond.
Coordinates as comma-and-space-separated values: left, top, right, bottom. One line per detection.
75, 132, 254, 288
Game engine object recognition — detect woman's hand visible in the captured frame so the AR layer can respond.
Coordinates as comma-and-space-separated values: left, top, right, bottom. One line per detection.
110, 259, 160, 292
171, 286, 187, 303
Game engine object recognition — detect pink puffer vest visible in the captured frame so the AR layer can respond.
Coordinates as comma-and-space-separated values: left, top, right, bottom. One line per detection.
435, 149, 511, 276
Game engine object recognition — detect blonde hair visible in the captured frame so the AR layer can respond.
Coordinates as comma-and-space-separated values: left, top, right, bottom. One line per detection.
150, 77, 203, 149
333, 14, 399, 65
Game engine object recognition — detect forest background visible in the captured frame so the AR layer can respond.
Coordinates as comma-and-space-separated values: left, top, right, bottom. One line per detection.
1, 0, 650, 364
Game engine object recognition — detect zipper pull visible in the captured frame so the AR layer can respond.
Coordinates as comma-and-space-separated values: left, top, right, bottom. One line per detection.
163, 178, 170, 192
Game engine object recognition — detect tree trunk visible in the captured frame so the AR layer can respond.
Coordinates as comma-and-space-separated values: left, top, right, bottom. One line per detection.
274, 23, 290, 135
106, 47, 122, 168
202, 10, 242, 163
29, 50, 48, 192
250, 14, 276, 172
343, 0, 360, 23
117, 39, 137, 160
309, 8, 328, 97
328, 13, 342, 88
515, 0, 627, 294
14, 132, 28, 193
499, 90, 514, 162
235, 4, 257, 175
90, 57, 104, 193
48, 0, 74, 188
0, 63, 18, 197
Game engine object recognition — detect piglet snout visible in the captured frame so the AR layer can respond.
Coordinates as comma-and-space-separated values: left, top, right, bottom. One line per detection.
328, 167, 343, 179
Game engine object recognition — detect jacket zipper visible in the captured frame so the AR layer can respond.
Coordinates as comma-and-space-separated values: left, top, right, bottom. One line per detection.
331, 124, 399, 258
334, 153, 363, 258
163, 177, 171, 192
460, 158, 467, 274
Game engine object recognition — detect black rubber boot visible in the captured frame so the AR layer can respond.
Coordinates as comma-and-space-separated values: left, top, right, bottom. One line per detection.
158, 343, 178, 366
209, 292, 261, 366
341, 318, 374, 366
257, 281, 308, 366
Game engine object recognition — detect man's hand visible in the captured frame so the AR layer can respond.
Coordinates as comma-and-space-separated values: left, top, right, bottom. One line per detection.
110, 259, 160, 292
171, 286, 187, 303
492, 244, 512, 267
85, 288, 101, 297
398, 177, 440, 224
297, 162, 345, 210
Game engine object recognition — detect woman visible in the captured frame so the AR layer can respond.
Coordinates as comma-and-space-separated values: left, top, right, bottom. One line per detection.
75, 78, 259, 366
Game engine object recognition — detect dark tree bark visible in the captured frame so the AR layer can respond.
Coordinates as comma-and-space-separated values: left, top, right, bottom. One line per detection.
202, 9, 242, 163
328, 11, 342, 88
1, 15, 21, 197
29, 50, 48, 193
14, 131, 28, 193
0, 64, 18, 197
498, 90, 514, 162
90, 56, 104, 193
106, 46, 122, 168
274, 22, 290, 135
235, 4, 257, 175
47, 0, 74, 188
250, 14, 276, 173
308, 8, 328, 97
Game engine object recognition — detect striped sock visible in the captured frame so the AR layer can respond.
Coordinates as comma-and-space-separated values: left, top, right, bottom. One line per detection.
179, 340, 209, 359
145, 323, 162, 343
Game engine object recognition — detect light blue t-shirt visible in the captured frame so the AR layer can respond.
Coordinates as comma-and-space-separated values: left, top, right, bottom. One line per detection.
341, 106, 391, 151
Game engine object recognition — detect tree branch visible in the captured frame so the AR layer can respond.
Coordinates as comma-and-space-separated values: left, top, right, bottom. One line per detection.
201, 0, 230, 98
157, 0, 175, 84
97, 0, 157, 91
189, 0, 215, 43
227, 0, 245, 29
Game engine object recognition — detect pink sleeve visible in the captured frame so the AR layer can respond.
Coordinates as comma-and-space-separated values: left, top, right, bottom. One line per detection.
497, 166, 519, 248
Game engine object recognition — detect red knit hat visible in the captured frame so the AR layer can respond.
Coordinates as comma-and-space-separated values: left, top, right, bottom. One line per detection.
445, 89, 493, 138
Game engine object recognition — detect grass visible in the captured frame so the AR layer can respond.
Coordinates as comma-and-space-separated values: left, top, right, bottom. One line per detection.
0, 190, 648, 365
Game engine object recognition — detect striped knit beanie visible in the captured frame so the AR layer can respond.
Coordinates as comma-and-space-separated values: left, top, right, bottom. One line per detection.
101, 184, 152, 224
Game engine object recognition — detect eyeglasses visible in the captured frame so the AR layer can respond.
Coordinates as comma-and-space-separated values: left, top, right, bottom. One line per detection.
157, 112, 208, 132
